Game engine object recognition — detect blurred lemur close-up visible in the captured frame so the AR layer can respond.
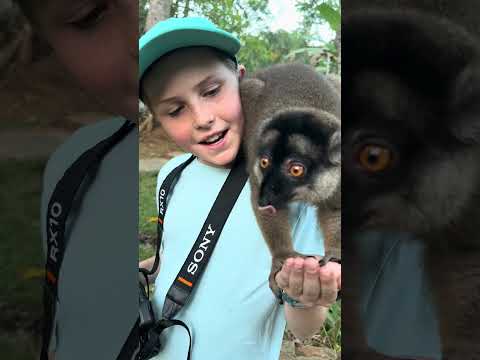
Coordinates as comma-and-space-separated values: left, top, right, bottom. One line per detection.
239, 63, 341, 297
343, 1, 480, 359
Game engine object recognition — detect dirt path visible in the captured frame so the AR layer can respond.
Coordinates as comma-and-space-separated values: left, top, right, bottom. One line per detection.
139, 125, 184, 171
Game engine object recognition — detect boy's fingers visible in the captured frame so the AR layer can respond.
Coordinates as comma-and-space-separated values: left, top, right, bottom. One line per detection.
318, 264, 340, 306
301, 258, 320, 304
321, 261, 341, 291
275, 258, 294, 290
287, 257, 305, 298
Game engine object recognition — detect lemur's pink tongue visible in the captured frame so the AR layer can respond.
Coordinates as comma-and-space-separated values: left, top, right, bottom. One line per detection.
258, 205, 277, 216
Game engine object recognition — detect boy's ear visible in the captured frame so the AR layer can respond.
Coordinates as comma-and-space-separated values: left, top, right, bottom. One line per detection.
238, 64, 246, 80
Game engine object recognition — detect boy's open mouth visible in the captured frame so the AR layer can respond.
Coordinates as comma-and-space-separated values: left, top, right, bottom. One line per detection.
199, 130, 228, 145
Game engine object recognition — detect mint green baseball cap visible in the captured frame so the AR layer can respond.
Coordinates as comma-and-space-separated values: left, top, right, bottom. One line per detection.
139, 17, 241, 82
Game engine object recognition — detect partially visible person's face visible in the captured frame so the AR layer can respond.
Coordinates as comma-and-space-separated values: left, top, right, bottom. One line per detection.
28, 0, 138, 121
142, 47, 246, 168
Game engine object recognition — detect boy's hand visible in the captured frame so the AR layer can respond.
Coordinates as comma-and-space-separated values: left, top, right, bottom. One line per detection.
275, 256, 341, 308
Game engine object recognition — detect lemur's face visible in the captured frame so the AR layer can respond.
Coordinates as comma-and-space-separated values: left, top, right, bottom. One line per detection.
342, 10, 480, 238
254, 109, 340, 213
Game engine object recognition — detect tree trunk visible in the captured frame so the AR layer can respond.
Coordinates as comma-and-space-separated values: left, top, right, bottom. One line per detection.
334, 29, 341, 74
145, 0, 173, 31
142, 0, 174, 133
183, 0, 191, 18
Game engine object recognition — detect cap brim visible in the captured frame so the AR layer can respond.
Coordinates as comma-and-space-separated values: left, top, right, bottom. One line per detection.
139, 27, 240, 81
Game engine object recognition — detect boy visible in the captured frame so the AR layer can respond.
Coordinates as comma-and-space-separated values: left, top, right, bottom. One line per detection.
14, 1, 139, 359
139, 17, 341, 360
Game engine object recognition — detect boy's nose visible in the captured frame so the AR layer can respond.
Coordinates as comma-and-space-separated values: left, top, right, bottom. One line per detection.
192, 108, 215, 129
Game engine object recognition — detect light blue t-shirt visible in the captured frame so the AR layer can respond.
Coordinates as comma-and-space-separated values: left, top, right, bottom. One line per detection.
152, 154, 324, 360
357, 231, 441, 359
40, 118, 138, 359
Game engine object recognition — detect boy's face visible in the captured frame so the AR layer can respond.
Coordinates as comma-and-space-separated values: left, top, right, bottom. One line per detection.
27, 0, 138, 121
143, 47, 245, 168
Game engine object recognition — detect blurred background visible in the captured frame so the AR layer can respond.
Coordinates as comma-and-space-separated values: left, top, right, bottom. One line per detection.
0, 1, 113, 358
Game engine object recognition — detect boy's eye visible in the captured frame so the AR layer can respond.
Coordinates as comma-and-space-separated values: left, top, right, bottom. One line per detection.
69, 3, 109, 29
168, 106, 184, 117
203, 86, 221, 97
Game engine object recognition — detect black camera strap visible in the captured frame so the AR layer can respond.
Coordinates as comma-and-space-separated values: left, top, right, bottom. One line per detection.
138, 153, 248, 360
162, 154, 248, 319
138, 155, 196, 284
40, 120, 136, 360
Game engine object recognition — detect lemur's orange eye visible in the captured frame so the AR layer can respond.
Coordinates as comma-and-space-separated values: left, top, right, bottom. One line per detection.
289, 163, 305, 177
260, 157, 270, 169
358, 145, 392, 172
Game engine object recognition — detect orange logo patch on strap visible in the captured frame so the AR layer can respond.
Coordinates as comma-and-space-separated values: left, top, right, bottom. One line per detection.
46, 270, 57, 284
177, 276, 192, 287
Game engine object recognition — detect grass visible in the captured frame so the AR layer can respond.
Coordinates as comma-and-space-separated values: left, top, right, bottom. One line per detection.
0, 159, 47, 360
0, 333, 39, 360
0, 159, 45, 313
139, 171, 158, 238
139, 171, 158, 261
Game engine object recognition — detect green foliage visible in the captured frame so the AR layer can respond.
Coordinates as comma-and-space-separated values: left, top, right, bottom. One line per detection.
140, 0, 340, 74
141, 0, 269, 38
323, 300, 341, 352
0, 334, 37, 360
139, 171, 157, 262
139, 243, 155, 261
296, 0, 340, 31
0, 159, 45, 360
285, 40, 339, 74
238, 30, 309, 72
295, 0, 341, 74
0, 160, 44, 312
317, 2, 341, 31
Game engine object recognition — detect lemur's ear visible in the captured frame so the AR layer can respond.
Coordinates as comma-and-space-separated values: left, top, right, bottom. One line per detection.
240, 78, 265, 104
328, 130, 341, 166
239, 78, 265, 122
449, 62, 480, 144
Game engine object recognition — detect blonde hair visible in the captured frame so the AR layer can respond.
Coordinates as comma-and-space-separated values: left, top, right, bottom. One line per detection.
140, 46, 238, 104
